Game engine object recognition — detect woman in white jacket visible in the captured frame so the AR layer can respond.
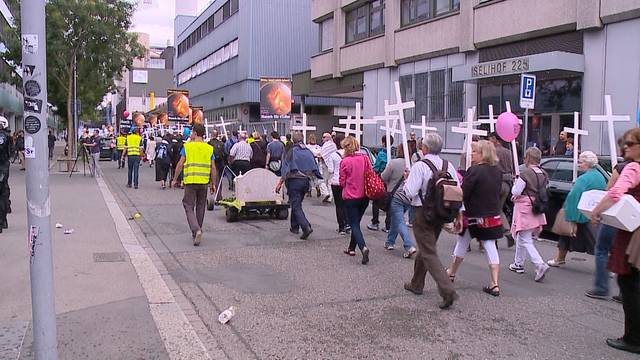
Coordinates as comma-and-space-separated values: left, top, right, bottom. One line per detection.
325, 134, 349, 237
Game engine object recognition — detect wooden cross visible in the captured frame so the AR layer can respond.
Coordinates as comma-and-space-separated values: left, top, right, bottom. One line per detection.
451, 107, 488, 170
564, 112, 589, 183
273, 120, 278, 132
385, 82, 415, 170
333, 102, 378, 144
478, 105, 497, 133
204, 118, 217, 140
375, 101, 400, 160
157, 123, 166, 137
410, 115, 438, 139
291, 113, 317, 142
590, 95, 630, 169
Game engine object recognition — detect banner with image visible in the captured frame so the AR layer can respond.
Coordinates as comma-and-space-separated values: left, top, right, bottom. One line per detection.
167, 89, 190, 122
260, 78, 292, 120
190, 106, 204, 125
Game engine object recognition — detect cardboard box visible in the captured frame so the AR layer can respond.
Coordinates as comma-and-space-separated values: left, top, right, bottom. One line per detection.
578, 190, 640, 232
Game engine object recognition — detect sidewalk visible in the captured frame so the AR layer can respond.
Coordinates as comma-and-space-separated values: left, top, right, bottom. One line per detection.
0, 152, 169, 359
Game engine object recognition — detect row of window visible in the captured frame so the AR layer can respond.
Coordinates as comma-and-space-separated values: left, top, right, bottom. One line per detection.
319, 0, 460, 51
177, 0, 239, 57
204, 106, 238, 124
177, 39, 239, 85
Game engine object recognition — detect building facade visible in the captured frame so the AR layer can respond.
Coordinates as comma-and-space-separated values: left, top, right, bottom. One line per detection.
310, 0, 640, 159
174, 0, 354, 134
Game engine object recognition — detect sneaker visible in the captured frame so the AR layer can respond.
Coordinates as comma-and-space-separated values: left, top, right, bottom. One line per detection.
509, 263, 525, 274
535, 263, 550, 282
193, 230, 202, 246
344, 225, 351, 233
612, 294, 623, 304
585, 289, 609, 300
339, 230, 347, 235
384, 244, 395, 250
547, 259, 565, 267
367, 223, 379, 231
381, 228, 389, 233
361, 247, 370, 265
403, 247, 417, 259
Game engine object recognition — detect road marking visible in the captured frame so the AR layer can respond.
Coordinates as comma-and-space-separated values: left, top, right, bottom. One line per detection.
95, 177, 212, 360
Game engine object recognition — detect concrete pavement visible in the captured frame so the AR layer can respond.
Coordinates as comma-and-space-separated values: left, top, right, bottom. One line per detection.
98, 160, 636, 360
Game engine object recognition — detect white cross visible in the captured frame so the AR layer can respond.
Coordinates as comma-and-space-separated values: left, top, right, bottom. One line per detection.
291, 113, 317, 142
478, 105, 497, 133
215, 117, 230, 138
451, 107, 488, 170
590, 95, 630, 169
375, 101, 400, 160
410, 115, 438, 139
333, 102, 378, 144
564, 112, 589, 183
273, 120, 278, 132
204, 118, 217, 140
385, 82, 415, 170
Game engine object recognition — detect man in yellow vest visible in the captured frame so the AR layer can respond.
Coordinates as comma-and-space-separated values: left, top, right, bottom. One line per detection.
122, 127, 143, 189
173, 124, 217, 246
116, 130, 127, 169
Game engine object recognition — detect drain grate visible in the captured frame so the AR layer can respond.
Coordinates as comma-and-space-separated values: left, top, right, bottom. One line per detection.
0, 321, 28, 360
93, 252, 127, 263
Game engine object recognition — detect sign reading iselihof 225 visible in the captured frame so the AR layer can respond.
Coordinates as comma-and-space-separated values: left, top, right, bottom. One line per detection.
471, 56, 530, 78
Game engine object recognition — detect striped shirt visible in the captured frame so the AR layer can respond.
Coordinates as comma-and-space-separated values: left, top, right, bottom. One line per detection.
230, 140, 252, 161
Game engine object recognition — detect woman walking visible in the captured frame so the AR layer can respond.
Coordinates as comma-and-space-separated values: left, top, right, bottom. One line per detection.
146, 135, 157, 167
590, 128, 640, 355
508, 147, 550, 282
155, 135, 171, 189
446, 140, 503, 296
381, 146, 416, 258
339, 136, 371, 264
547, 151, 606, 267
326, 134, 348, 235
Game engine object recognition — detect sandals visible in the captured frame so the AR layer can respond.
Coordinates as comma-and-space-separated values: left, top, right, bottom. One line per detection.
483, 285, 500, 297
446, 268, 456, 283
343, 249, 356, 256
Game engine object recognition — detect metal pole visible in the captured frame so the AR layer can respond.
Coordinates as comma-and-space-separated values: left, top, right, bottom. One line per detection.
522, 108, 529, 155
20, 0, 59, 358
73, 55, 78, 158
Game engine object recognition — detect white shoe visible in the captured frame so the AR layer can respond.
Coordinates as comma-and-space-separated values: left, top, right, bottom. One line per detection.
535, 264, 549, 282
193, 230, 203, 246
546, 259, 565, 267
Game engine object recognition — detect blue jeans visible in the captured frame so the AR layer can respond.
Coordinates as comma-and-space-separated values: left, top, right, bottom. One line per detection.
345, 198, 369, 251
386, 198, 415, 250
592, 224, 616, 295
127, 155, 140, 187
286, 178, 311, 232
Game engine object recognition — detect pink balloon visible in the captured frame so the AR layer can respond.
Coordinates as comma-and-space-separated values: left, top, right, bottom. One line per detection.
123, 111, 130, 118
496, 112, 521, 142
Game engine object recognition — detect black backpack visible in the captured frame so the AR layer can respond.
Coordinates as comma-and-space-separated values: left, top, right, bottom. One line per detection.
526, 170, 549, 215
419, 159, 463, 224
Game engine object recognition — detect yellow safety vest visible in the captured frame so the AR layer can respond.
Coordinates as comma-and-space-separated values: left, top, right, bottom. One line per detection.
126, 134, 142, 156
247, 137, 255, 144
183, 141, 213, 185
116, 136, 126, 150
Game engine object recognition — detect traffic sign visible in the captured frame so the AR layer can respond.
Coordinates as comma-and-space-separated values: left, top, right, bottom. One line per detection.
520, 73, 536, 109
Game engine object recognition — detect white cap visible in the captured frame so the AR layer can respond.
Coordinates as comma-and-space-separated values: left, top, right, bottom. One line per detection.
0, 116, 8, 129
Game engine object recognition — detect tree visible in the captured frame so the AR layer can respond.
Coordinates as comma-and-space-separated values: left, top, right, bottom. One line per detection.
3, 0, 145, 158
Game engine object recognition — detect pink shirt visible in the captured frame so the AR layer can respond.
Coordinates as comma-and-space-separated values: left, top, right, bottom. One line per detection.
607, 162, 640, 201
339, 154, 370, 200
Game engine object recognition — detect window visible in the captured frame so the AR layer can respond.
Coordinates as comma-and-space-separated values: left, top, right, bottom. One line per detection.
400, 74, 414, 123
230, 0, 239, 14
177, 38, 239, 85
223, 1, 231, 20
214, 8, 224, 27
401, 0, 459, 26
345, 0, 385, 44
447, 69, 463, 119
319, 18, 334, 52
429, 69, 445, 120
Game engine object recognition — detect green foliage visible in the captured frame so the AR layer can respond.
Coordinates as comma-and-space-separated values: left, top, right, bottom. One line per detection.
2, 0, 145, 128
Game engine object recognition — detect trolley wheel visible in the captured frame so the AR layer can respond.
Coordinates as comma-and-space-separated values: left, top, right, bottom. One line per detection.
226, 207, 239, 222
275, 208, 289, 220
207, 198, 215, 211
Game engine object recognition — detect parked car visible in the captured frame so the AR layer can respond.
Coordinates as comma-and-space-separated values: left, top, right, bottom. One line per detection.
515, 155, 614, 239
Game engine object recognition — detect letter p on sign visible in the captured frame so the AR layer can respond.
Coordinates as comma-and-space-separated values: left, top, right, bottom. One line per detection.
520, 74, 536, 109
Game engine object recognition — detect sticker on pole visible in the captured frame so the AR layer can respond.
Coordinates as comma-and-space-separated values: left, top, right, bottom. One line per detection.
24, 80, 41, 97
24, 98, 43, 113
29, 225, 38, 257
22, 34, 38, 54
24, 136, 35, 159
24, 116, 41, 134
23, 65, 36, 77
519, 74, 536, 109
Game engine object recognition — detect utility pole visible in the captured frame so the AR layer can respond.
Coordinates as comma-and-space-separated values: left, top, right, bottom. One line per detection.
20, 0, 59, 358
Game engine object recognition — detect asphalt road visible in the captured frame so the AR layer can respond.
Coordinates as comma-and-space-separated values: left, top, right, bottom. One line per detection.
101, 159, 635, 360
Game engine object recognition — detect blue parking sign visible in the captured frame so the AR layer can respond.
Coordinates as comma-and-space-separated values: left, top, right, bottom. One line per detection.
520, 74, 536, 109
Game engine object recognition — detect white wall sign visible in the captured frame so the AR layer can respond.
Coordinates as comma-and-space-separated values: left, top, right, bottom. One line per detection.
132, 70, 148, 84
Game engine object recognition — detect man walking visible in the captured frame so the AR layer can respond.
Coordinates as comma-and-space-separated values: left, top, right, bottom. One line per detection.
116, 130, 127, 169
173, 124, 216, 246
265, 131, 284, 176
553, 131, 568, 155
403, 133, 459, 309
489, 132, 515, 247
84, 129, 103, 177
275, 132, 320, 240
48, 129, 56, 160
0, 116, 11, 232
229, 132, 252, 178
208, 130, 225, 200
123, 127, 143, 189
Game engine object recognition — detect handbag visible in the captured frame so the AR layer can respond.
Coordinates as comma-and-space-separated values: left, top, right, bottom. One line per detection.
364, 158, 386, 200
551, 208, 577, 237
375, 179, 404, 212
